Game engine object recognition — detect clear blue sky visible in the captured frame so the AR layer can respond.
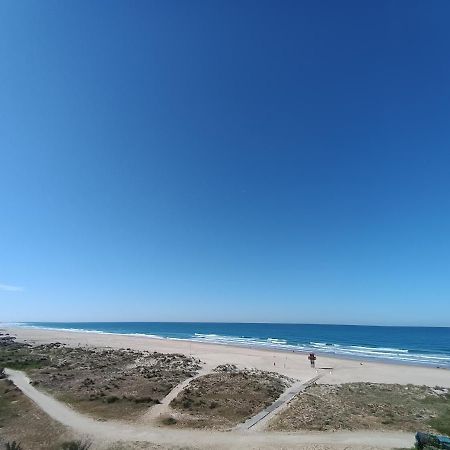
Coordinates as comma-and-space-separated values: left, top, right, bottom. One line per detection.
1, 1, 450, 326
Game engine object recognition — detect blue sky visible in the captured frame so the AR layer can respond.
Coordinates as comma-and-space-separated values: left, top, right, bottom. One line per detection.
1, 1, 450, 325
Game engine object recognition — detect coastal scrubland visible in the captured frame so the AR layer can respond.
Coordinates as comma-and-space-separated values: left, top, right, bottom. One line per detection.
0, 375, 188, 449
2, 330, 450, 450
0, 333, 201, 420
269, 382, 450, 435
0, 377, 74, 449
169, 363, 291, 429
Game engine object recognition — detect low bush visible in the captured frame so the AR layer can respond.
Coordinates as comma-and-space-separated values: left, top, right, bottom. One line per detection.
428, 407, 450, 435
60, 440, 92, 450
5, 442, 22, 450
161, 416, 177, 425
104, 395, 119, 404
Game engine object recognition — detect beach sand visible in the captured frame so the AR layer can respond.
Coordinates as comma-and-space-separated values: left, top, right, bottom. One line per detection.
4, 326, 450, 387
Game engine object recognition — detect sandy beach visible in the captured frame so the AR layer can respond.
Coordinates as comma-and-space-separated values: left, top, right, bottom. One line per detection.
2, 325, 449, 449
5, 326, 450, 388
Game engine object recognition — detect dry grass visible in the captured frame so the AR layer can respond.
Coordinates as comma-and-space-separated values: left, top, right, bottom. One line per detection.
0, 334, 202, 421
105, 444, 194, 450
0, 379, 75, 449
269, 382, 450, 434
170, 364, 292, 429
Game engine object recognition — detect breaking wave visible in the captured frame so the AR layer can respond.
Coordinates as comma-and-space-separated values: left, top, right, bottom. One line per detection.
4, 322, 450, 368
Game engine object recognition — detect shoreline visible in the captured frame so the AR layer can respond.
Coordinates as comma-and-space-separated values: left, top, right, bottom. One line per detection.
3, 325, 450, 387
5, 323, 450, 370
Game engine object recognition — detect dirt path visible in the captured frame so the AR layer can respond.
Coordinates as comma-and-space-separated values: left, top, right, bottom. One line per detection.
140, 365, 213, 424
5, 368, 414, 449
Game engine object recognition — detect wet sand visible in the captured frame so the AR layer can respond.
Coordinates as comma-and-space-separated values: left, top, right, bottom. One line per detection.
4, 326, 450, 387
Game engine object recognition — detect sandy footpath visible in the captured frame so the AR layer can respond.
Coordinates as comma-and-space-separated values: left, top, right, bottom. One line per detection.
5, 367, 414, 449
4, 326, 450, 387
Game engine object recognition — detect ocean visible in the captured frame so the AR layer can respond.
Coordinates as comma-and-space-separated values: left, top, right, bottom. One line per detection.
9, 322, 450, 368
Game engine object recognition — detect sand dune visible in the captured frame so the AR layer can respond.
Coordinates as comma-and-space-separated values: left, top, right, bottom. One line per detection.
5, 326, 450, 388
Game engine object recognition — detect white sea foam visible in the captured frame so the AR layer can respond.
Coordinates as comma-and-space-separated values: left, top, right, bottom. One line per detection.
267, 338, 287, 344
348, 345, 408, 353
7, 323, 450, 368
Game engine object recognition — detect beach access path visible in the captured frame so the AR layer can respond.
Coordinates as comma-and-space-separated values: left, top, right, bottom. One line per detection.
5, 368, 414, 449
140, 364, 214, 424
236, 373, 323, 431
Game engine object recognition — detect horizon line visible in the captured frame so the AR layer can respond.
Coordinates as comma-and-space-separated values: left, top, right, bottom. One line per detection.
4, 320, 450, 328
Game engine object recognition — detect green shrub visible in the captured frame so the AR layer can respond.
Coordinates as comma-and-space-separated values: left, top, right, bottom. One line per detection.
428, 406, 450, 435
133, 396, 159, 404
104, 395, 119, 404
5, 442, 22, 450
161, 416, 177, 425
60, 440, 92, 450
3, 359, 48, 370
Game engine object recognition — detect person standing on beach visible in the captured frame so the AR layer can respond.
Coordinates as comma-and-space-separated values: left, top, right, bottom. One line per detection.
308, 353, 316, 368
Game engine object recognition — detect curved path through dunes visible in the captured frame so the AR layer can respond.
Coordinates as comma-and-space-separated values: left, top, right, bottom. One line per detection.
5, 368, 414, 449
140, 365, 213, 424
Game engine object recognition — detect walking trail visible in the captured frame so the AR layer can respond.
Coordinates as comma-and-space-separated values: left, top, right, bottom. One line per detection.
5, 368, 414, 449
236, 374, 323, 431
140, 365, 213, 424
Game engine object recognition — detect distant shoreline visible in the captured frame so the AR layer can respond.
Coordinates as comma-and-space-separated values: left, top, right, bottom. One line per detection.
0, 324, 429, 368
5, 321, 450, 369
4, 320, 450, 327
3, 324, 450, 388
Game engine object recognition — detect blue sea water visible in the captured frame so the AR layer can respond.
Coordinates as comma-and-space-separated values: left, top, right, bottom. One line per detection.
7, 322, 450, 368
